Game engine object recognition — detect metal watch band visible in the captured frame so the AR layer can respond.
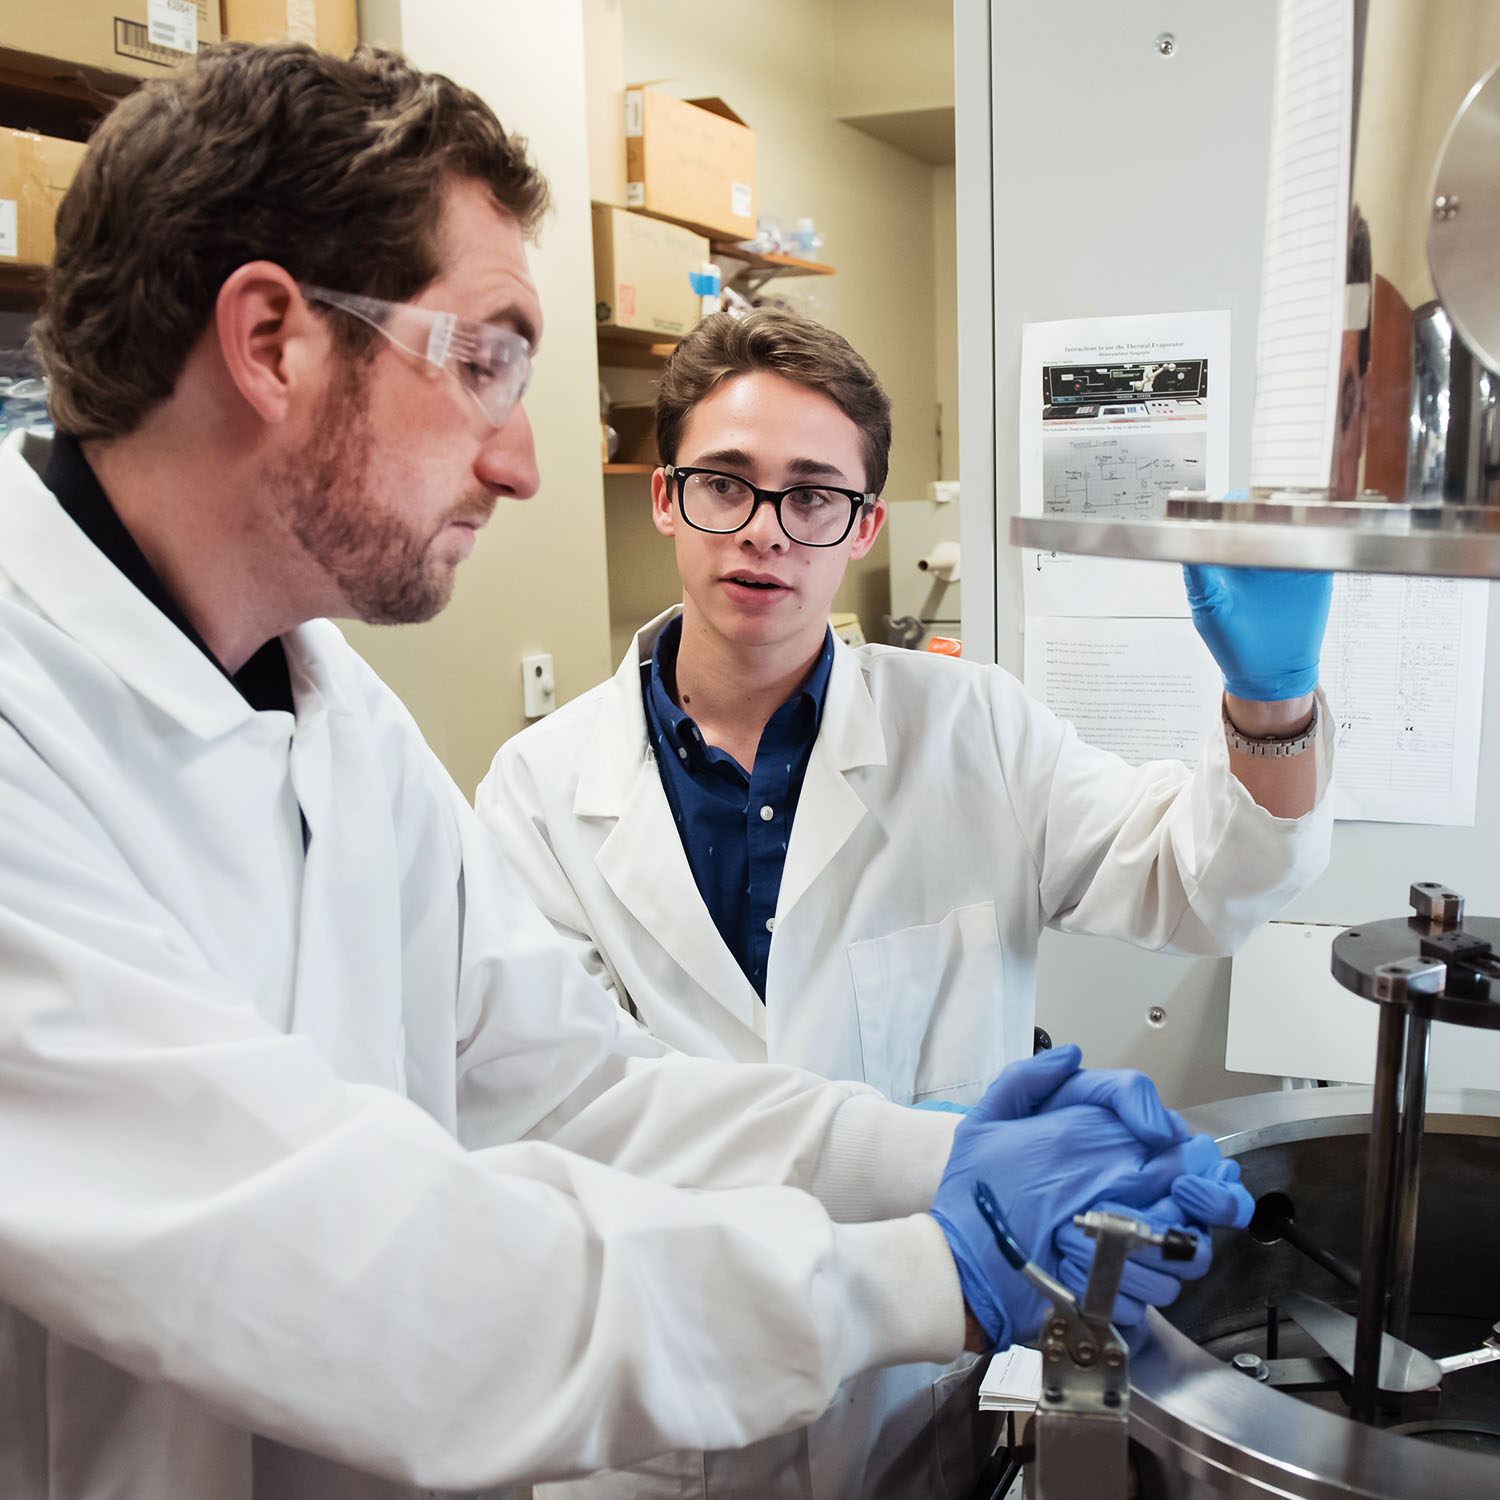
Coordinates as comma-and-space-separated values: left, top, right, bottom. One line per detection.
1222, 699, 1319, 758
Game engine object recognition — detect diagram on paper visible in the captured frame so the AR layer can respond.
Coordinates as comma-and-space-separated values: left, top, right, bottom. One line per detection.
1042, 430, 1207, 518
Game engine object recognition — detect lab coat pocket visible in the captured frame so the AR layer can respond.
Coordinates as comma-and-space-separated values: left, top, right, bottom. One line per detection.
847, 902, 1005, 1105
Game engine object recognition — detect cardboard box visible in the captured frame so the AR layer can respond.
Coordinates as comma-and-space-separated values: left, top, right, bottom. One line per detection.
593, 204, 710, 338
0, 0, 221, 87
221, 0, 358, 55
624, 87, 755, 242
0, 129, 88, 267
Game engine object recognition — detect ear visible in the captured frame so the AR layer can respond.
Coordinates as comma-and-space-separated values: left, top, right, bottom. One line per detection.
651, 467, 677, 538
847, 496, 887, 561
214, 262, 325, 425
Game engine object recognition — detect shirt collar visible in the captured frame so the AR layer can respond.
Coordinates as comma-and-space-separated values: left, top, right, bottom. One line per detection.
643, 615, 836, 763
42, 432, 293, 714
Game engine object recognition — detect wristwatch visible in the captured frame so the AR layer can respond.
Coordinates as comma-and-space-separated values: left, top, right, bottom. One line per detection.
1222, 700, 1319, 758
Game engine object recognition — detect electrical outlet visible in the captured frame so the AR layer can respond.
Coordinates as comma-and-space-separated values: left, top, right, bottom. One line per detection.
522, 653, 555, 718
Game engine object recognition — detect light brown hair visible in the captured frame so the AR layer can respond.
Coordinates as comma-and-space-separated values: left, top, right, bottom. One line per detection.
655, 308, 892, 495
34, 42, 550, 440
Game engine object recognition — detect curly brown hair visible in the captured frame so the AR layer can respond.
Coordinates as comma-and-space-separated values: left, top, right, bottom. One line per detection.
34, 41, 550, 440
655, 308, 892, 495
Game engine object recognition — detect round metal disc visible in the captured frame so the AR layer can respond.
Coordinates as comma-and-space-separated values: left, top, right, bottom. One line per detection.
1429, 57, 1500, 375
1331, 915, 1500, 1029
1011, 495, 1500, 577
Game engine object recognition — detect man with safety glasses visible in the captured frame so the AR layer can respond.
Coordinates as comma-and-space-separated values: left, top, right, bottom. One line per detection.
477, 307, 1336, 1500
0, 38, 1258, 1500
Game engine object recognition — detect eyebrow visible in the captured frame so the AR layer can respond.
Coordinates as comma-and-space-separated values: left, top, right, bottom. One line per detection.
480, 303, 540, 351
690, 448, 857, 485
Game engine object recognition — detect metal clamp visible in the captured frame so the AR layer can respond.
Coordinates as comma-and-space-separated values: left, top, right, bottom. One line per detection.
973, 1186, 1196, 1500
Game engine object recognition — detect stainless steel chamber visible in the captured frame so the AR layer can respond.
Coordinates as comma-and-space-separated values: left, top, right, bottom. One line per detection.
1126, 1087, 1500, 1497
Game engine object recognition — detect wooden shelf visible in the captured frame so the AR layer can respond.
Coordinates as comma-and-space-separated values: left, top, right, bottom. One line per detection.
597, 328, 680, 369
709, 242, 836, 279
603, 463, 655, 475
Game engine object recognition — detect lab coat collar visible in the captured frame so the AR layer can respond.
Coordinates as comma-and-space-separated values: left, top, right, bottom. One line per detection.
580, 606, 765, 1035
774, 636, 886, 921
0, 431, 335, 742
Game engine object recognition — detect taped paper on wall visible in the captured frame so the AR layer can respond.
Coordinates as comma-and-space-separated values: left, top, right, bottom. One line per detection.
1023, 615, 1223, 767
1019, 310, 1231, 617
1321, 574, 1487, 826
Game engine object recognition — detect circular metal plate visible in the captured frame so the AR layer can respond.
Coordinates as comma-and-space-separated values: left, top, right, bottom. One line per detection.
1011, 495, 1500, 576
1331, 915, 1500, 1028
1429, 57, 1500, 375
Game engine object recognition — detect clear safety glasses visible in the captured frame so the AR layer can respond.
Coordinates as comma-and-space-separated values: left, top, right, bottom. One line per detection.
665, 465, 874, 547
300, 284, 533, 428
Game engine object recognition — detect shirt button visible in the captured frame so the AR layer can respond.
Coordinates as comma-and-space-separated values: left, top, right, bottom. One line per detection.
759, 805, 774, 821
766, 917, 776, 932
677, 747, 689, 761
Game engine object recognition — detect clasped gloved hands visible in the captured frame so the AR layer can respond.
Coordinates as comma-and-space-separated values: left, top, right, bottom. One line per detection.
1182, 564, 1332, 702
929, 1045, 1251, 1349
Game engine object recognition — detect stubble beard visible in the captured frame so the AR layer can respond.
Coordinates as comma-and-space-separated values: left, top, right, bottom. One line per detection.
272, 355, 465, 626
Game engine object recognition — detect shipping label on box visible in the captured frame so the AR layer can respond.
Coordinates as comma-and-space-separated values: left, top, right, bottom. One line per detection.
0, 129, 89, 267
0, 0, 220, 84
593, 205, 710, 337
623, 87, 755, 242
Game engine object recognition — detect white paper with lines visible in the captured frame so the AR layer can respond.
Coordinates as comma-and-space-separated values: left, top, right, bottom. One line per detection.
1248, 0, 1353, 490
1321, 574, 1487, 825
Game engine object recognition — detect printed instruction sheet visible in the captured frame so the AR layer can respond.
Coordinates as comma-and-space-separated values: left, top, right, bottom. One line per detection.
1321, 574, 1487, 826
1019, 309, 1231, 618
1023, 616, 1224, 768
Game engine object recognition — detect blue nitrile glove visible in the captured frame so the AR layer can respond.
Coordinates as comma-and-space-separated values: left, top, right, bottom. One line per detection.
974, 1042, 1187, 1152
929, 1053, 1223, 1349
1053, 1157, 1254, 1327
1182, 564, 1333, 701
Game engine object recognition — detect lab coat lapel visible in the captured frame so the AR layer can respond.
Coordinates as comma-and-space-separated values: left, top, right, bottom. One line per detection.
776, 641, 886, 921
581, 611, 767, 1040
283, 628, 409, 1090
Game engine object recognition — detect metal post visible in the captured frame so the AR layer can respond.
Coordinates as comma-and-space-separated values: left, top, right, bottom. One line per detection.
1352, 1001, 1407, 1423
1387, 1014, 1432, 1342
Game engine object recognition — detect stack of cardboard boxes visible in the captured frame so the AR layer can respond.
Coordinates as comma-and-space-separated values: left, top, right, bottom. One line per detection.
0, 1, 357, 273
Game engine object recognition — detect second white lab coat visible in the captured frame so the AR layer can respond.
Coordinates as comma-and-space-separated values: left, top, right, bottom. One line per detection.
0, 437, 966, 1500
476, 606, 1334, 1499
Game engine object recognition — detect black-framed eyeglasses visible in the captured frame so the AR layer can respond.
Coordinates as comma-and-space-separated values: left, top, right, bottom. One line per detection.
664, 465, 874, 547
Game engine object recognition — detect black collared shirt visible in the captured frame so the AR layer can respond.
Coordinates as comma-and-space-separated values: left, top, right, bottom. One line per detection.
42, 433, 294, 714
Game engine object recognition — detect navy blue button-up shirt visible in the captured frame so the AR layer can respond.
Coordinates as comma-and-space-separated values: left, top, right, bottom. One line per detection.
642, 616, 835, 999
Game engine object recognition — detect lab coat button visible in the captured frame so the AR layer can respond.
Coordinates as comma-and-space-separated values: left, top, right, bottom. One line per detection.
759, 804, 774, 821
766, 917, 776, 932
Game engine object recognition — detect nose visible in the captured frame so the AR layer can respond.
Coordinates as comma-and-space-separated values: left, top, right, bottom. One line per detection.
475, 402, 540, 499
739, 493, 789, 551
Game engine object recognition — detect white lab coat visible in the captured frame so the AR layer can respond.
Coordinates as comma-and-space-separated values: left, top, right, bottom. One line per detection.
0, 433, 968, 1500
475, 606, 1334, 1499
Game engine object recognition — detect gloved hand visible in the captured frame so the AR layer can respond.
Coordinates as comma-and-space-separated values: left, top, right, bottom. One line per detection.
929, 1052, 1226, 1349
1054, 1157, 1254, 1327
1183, 564, 1333, 702
979, 1042, 1187, 1151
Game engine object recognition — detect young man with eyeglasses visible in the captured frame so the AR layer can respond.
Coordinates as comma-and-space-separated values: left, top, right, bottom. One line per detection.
476, 307, 1335, 1500
0, 41, 1260, 1500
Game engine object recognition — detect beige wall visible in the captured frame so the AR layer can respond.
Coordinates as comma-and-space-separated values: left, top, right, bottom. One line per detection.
827, 0, 954, 119
603, 0, 943, 649
346, 0, 613, 795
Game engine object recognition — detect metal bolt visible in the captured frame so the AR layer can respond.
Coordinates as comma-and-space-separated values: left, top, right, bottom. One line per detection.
1105, 1348, 1125, 1369
1103, 1389, 1122, 1408
1155, 32, 1175, 56
1045, 1347, 1064, 1363
1233, 1352, 1270, 1381
1074, 1342, 1098, 1365
1044, 1385, 1063, 1403
1434, 194, 1461, 221
1147, 1006, 1167, 1028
